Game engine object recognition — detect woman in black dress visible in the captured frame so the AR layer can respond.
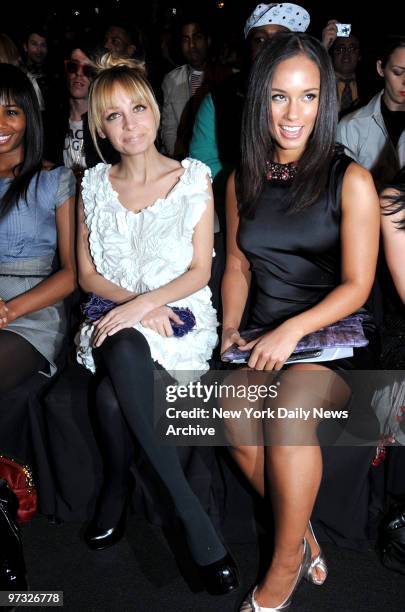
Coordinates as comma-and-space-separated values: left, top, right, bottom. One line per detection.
221, 33, 380, 610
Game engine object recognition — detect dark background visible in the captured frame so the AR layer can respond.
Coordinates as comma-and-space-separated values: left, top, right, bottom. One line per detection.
3, 0, 400, 98
4, 1, 399, 42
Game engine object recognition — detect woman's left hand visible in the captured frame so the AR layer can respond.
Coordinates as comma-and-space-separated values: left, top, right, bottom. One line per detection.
141, 306, 183, 337
240, 321, 302, 371
92, 296, 154, 347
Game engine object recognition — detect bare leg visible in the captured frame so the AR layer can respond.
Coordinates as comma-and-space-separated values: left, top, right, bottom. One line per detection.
229, 445, 265, 496
230, 444, 325, 584
253, 445, 321, 606
253, 364, 351, 607
222, 368, 267, 495
227, 365, 350, 588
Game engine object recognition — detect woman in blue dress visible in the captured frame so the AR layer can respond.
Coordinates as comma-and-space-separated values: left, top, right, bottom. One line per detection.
0, 63, 76, 393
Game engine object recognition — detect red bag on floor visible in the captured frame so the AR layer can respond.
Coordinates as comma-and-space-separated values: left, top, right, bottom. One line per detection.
0, 455, 37, 523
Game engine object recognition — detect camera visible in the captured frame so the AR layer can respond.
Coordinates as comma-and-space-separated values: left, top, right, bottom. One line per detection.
336, 23, 351, 37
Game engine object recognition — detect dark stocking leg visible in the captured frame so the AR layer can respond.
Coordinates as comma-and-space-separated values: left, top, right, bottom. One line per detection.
0, 330, 47, 394
96, 328, 226, 565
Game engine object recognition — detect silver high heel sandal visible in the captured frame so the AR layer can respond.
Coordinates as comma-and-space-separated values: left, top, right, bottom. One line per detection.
239, 538, 311, 611
305, 521, 328, 586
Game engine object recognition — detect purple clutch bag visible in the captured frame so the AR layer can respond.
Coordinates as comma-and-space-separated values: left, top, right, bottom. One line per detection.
170, 307, 196, 337
81, 294, 196, 337
222, 314, 368, 363
293, 314, 368, 351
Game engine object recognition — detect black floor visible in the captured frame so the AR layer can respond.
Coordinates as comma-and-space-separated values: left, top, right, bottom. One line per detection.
19, 512, 405, 612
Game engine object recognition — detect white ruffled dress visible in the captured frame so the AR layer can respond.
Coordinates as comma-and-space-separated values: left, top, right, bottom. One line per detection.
76, 158, 218, 383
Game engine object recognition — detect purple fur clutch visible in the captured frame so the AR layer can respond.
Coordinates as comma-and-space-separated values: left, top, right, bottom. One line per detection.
170, 307, 196, 337
81, 294, 196, 337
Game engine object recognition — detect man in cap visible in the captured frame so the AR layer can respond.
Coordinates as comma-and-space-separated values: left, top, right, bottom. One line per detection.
190, 3, 311, 187
245, 3, 310, 59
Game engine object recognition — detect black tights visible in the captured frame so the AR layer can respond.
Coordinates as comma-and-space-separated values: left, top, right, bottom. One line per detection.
94, 328, 226, 566
92, 376, 134, 527
0, 330, 47, 394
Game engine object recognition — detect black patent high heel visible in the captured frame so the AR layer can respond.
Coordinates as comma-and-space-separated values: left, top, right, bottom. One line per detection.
84, 505, 127, 550
84, 473, 134, 551
198, 552, 240, 595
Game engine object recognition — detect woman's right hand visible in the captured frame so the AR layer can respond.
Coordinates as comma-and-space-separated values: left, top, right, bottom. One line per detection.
92, 295, 154, 347
221, 327, 246, 356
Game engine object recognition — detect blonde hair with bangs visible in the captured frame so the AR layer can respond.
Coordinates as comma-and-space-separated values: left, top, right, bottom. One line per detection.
88, 54, 160, 161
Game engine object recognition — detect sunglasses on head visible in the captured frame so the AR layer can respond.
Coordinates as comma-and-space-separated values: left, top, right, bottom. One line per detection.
64, 60, 96, 79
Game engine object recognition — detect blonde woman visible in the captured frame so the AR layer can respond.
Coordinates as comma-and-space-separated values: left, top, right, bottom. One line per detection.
76, 56, 239, 594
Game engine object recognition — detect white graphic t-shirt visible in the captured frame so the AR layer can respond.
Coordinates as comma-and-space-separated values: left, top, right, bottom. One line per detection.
63, 119, 86, 170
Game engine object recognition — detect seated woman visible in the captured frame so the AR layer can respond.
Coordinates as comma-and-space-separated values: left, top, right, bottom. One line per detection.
0, 63, 76, 395
378, 168, 405, 526
75, 55, 238, 594
220, 33, 380, 610
380, 167, 405, 368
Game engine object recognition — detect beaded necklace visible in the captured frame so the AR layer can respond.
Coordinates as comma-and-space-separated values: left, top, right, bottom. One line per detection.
265, 160, 298, 182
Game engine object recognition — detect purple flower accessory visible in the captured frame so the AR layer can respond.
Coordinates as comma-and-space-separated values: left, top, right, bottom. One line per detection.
170, 307, 196, 337
81, 293, 117, 322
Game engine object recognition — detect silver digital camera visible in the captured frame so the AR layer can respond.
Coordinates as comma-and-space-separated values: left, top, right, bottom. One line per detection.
336, 23, 352, 37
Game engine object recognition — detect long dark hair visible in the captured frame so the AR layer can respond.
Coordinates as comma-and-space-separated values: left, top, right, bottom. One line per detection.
381, 167, 405, 230
0, 63, 43, 217
238, 32, 337, 218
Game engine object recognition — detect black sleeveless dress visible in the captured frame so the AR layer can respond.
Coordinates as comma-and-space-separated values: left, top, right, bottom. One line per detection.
238, 153, 378, 370
236, 153, 383, 549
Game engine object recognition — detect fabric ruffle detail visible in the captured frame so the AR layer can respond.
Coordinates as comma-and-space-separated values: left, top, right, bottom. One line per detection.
78, 159, 217, 383
81, 159, 210, 292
